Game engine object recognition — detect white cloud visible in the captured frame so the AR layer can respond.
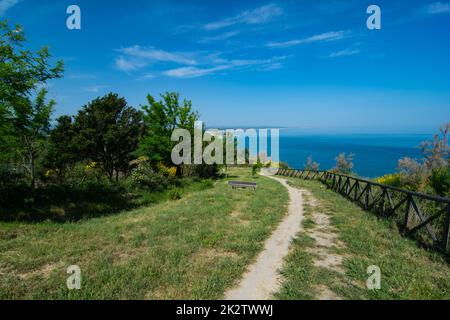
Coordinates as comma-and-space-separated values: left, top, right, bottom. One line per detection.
163, 56, 289, 78
267, 31, 350, 48
424, 2, 450, 14
163, 65, 230, 78
115, 46, 198, 72
119, 45, 197, 65
326, 49, 360, 58
0, 0, 19, 16
204, 3, 283, 30
83, 85, 108, 93
199, 31, 240, 43
115, 56, 147, 72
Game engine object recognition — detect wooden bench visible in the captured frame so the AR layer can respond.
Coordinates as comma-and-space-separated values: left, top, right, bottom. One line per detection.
228, 181, 257, 191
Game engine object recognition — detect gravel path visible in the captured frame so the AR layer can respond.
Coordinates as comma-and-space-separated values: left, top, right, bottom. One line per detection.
224, 172, 305, 300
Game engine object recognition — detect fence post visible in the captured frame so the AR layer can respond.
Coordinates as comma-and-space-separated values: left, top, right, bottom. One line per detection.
443, 204, 450, 253
365, 184, 370, 210
404, 194, 413, 231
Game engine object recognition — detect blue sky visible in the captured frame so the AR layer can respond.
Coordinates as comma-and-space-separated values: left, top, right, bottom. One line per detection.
2, 0, 450, 132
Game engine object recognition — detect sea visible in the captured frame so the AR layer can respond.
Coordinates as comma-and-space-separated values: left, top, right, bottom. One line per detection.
278, 129, 432, 178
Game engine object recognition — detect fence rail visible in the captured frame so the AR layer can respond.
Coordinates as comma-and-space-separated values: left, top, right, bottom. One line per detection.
276, 168, 450, 254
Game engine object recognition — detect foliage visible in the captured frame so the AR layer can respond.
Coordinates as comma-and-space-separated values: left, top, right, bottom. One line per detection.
252, 161, 263, 176
168, 188, 182, 200
44, 115, 77, 183
0, 20, 63, 163
333, 152, 354, 175
304, 156, 320, 171
128, 156, 168, 191
139, 92, 199, 167
73, 93, 143, 181
11, 89, 55, 187
375, 173, 401, 187
428, 166, 450, 196
199, 179, 214, 190
397, 157, 427, 191
420, 123, 449, 171
0, 20, 63, 109
157, 162, 177, 178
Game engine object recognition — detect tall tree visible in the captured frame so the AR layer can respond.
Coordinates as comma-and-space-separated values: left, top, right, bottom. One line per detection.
139, 92, 199, 167
12, 89, 55, 187
0, 20, 63, 164
45, 115, 77, 183
0, 19, 63, 116
73, 93, 143, 181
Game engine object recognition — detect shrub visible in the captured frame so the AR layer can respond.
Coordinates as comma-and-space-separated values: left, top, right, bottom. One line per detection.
304, 156, 320, 171
168, 189, 182, 200
0, 166, 25, 188
186, 163, 220, 179
252, 161, 263, 176
397, 157, 427, 191
375, 173, 402, 187
420, 123, 449, 171
158, 162, 177, 178
334, 153, 354, 175
199, 179, 214, 190
129, 157, 168, 191
428, 167, 450, 196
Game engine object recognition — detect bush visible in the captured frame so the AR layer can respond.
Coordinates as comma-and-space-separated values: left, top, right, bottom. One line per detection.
334, 153, 354, 175
397, 157, 427, 191
252, 161, 263, 176
428, 167, 450, 196
168, 189, 182, 200
129, 157, 169, 191
186, 163, 220, 179
0, 166, 25, 188
304, 156, 320, 171
199, 179, 214, 190
375, 173, 402, 187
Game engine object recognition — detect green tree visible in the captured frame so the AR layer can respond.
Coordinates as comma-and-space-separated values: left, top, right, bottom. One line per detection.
0, 20, 63, 167
139, 92, 199, 168
12, 89, 55, 187
0, 21, 63, 100
73, 93, 143, 181
45, 115, 78, 183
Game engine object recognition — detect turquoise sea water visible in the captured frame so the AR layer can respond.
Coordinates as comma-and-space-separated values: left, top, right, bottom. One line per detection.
279, 130, 432, 178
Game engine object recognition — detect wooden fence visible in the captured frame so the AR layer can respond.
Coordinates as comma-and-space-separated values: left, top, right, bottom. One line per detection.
276, 168, 450, 254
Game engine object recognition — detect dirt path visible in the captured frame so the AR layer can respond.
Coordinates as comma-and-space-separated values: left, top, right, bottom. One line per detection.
224, 172, 305, 300
302, 190, 346, 300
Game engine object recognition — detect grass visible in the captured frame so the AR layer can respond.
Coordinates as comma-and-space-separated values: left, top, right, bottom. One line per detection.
275, 177, 450, 300
0, 178, 207, 223
0, 167, 288, 299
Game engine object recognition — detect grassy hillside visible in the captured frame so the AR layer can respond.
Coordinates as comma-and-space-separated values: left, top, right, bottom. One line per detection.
0, 167, 288, 299
276, 177, 450, 300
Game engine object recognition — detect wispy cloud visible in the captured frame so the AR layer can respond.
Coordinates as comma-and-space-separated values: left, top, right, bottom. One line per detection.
163, 66, 230, 78
423, 2, 450, 14
267, 30, 350, 48
199, 31, 240, 43
115, 46, 198, 72
326, 49, 360, 58
204, 3, 283, 30
0, 0, 20, 16
115, 56, 146, 72
119, 46, 197, 65
82, 85, 108, 93
163, 56, 289, 78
